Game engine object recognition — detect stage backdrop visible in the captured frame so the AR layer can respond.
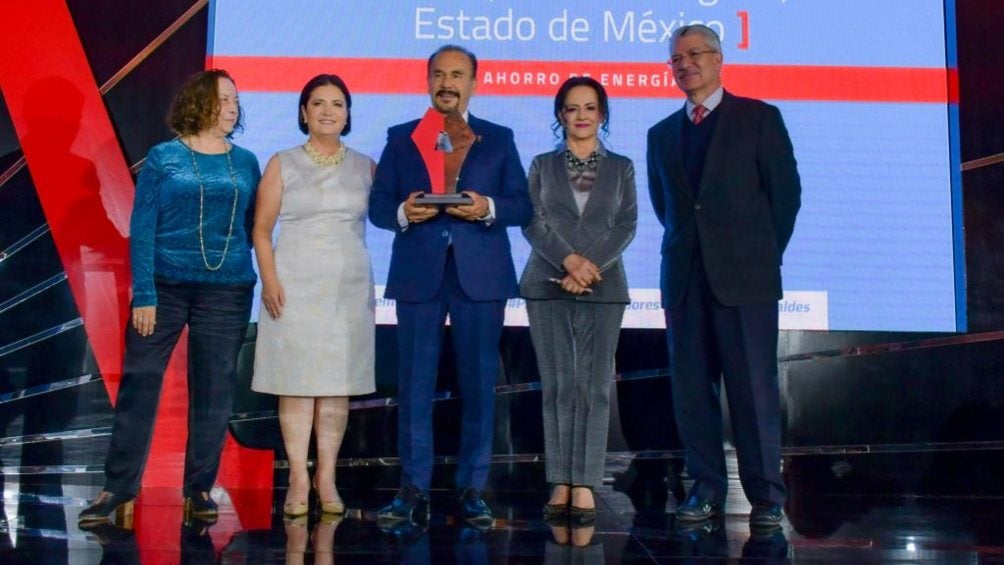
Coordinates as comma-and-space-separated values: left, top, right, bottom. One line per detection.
207, 0, 961, 332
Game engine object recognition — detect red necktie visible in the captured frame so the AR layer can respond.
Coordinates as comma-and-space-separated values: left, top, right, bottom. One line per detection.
692, 104, 707, 125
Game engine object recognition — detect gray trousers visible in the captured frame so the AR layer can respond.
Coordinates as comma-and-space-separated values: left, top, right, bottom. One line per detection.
527, 299, 626, 488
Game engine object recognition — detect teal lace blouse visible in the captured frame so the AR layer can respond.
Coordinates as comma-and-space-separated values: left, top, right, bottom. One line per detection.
129, 139, 261, 307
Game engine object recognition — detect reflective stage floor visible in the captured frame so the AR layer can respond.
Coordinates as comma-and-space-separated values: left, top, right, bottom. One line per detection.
3, 459, 1004, 563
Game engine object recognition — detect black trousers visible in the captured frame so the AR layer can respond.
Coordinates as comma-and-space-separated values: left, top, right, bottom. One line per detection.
666, 258, 786, 507
104, 279, 252, 496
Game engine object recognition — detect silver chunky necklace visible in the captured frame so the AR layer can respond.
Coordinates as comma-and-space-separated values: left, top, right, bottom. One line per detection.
184, 139, 240, 271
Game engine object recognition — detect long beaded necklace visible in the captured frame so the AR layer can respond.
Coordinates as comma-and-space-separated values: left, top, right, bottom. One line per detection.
184, 138, 240, 271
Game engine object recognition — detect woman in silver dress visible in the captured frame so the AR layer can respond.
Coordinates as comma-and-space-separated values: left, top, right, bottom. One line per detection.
252, 74, 376, 517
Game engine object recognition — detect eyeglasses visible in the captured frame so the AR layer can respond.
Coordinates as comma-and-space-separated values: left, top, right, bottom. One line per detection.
667, 50, 718, 67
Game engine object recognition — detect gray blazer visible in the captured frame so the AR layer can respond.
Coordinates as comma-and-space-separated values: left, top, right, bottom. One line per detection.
519, 147, 637, 303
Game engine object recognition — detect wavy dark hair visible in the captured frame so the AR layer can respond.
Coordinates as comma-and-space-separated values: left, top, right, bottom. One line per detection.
167, 69, 243, 137
297, 74, 353, 135
551, 76, 610, 140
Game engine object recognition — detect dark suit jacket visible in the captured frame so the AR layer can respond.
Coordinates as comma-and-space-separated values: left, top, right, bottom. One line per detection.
646, 90, 801, 307
519, 148, 637, 303
369, 114, 532, 302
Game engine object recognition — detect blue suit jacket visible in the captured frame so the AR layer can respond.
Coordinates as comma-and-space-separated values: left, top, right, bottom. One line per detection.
369, 114, 532, 302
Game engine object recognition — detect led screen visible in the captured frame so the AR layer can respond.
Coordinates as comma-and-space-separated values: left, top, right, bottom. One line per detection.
208, 0, 962, 331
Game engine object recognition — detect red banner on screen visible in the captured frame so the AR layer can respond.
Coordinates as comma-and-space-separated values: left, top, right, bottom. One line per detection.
211, 55, 953, 103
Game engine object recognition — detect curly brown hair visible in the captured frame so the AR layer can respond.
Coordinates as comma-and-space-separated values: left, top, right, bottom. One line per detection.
167, 69, 244, 137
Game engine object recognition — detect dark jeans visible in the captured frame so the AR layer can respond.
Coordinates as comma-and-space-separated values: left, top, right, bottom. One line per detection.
104, 279, 252, 496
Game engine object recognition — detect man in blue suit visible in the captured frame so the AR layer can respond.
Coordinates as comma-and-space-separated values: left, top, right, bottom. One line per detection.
370, 44, 531, 526
647, 25, 801, 529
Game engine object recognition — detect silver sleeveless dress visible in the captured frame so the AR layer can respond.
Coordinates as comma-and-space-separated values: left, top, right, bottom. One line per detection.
252, 145, 376, 396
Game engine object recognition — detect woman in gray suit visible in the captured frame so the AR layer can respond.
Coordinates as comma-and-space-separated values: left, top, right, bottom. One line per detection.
520, 76, 637, 526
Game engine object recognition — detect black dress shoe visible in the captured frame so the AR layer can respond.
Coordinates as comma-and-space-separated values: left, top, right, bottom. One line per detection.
183, 492, 219, 525
456, 487, 494, 527
78, 491, 135, 528
674, 515, 723, 538
675, 495, 724, 523
377, 484, 430, 524
749, 502, 783, 527
378, 518, 429, 543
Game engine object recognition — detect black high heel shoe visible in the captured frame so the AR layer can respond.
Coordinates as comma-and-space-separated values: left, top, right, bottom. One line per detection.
79, 491, 135, 528
543, 501, 569, 523
183, 491, 219, 525
568, 485, 597, 527
543, 484, 571, 523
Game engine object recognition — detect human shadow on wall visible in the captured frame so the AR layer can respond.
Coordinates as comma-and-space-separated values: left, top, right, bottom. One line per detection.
10, 75, 130, 555
20, 76, 130, 372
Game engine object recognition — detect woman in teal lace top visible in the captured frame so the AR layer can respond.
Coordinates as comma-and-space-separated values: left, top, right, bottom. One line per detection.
79, 69, 261, 528
128, 128, 259, 306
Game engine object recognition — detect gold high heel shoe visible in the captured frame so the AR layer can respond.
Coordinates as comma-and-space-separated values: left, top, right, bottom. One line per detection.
319, 511, 344, 525
313, 480, 345, 515
284, 501, 309, 518
283, 513, 309, 527
319, 497, 345, 515
284, 485, 310, 518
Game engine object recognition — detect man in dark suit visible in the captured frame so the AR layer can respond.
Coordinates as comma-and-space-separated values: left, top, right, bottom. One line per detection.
646, 25, 801, 528
369, 44, 532, 526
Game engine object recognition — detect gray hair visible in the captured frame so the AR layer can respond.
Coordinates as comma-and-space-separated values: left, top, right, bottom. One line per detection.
669, 24, 722, 54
